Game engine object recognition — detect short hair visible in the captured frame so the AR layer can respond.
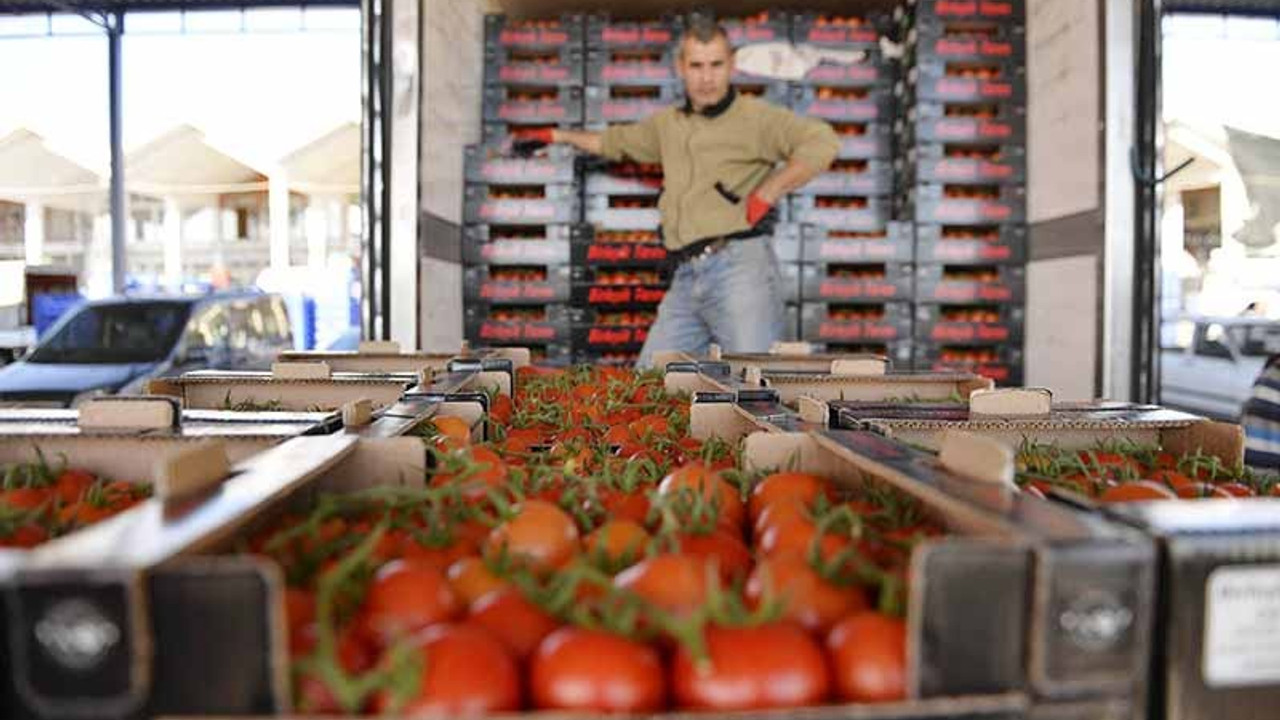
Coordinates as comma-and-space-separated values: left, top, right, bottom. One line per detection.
678, 17, 732, 57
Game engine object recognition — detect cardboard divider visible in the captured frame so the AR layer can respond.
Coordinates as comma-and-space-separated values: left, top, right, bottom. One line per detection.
270, 362, 331, 380
277, 349, 455, 375
76, 396, 180, 432
939, 430, 1016, 488
761, 371, 994, 406
147, 372, 416, 413
969, 388, 1053, 417
154, 440, 231, 501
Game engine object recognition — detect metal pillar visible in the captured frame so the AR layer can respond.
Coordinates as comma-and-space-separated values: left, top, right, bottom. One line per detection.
107, 10, 126, 294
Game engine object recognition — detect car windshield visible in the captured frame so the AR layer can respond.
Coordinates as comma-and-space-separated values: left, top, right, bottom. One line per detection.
27, 302, 192, 365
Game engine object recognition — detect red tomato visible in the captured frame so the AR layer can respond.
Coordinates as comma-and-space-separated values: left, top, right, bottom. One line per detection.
595, 488, 652, 526
1099, 481, 1178, 503
468, 587, 561, 659
53, 469, 96, 505
826, 612, 907, 702
375, 624, 521, 715
614, 553, 712, 617
485, 499, 580, 572
1216, 482, 1256, 498
586, 519, 651, 568
745, 555, 869, 633
1174, 482, 1235, 500
0, 487, 51, 511
430, 446, 508, 501
671, 623, 831, 709
675, 530, 752, 583
749, 472, 831, 524
362, 559, 460, 642
293, 624, 376, 711
446, 557, 508, 607
530, 627, 666, 712
658, 464, 745, 535
489, 393, 514, 426
0, 523, 48, 548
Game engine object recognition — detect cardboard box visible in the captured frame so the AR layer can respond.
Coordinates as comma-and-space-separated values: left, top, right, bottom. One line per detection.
899, 100, 1026, 144
145, 369, 419, 414
802, 301, 915, 345
903, 142, 1028, 185
586, 12, 684, 49
463, 265, 573, 305
797, 160, 896, 197
916, 303, 1026, 345
748, 361, 993, 406
800, 262, 915, 304
833, 122, 894, 159
791, 11, 892, 49
483, 45, 584, 87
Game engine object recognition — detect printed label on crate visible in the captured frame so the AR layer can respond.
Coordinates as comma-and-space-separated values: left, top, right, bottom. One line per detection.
601, 26, 677, 45
931, 159, 1017, 182
480, 282, 559, 301
476, 160, 568, 183
802, 26, 879, 45
805, 63, 883, 84
584, 326, 649, 346
728, 26, 784, 44
499, 28, 571, 46
804, 100, 883, 120
499, 101, 570, 120
932, 119, 1017, 141
497, 65, 574, 84
928, 1, 1020, 19
1203, 565, 1280, 688
927, 322, 1012, 343
818, 280, 904, 300
929, 283, 1016, 303
585, 286, 666, 305
476, 321, 561, 342
474, 242, 568, 264
930, 202, 1017, 223
929, 360, 1014, 383
931, 78, 1017, 100
817, 321, 905, 341
478, 202, 562, 222
931, 36, 1017, 58
602, 101, 669, 120
585, 244, 668, 263
921, 241, 1018, 263
599, 65, 675, 82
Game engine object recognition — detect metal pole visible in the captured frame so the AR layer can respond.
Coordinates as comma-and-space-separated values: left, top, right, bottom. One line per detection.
108, 11, 126, 294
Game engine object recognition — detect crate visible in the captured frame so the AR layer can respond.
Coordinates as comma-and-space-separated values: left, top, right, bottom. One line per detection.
899, 100, 1026, 143
802, 301, 915, 343
462, 224, 583, 266
779, 261, 801, 304
791, 195, 893, 231
482, 85, 584, 124
731, 79, 792, 105
801, 262, 915, 303
586, 47, 679, 86
571, 282, 668, 308
901, 142, 1027, 184
463, 184, 580, 226
463, 143, 578, 185
782, 302, 801, 342
587, 12, 684, 49
463, 304, 573, 344
462, 265, 572, 305
801, 222, 915, 263
915, 303, 1024, 345
901, 0, 1027, 24
585, 84, 680, 124
797, 159, 895, 196
585, 193, 662, 231
691, 9, 792, 46
792, 85, 895, 122
915, 264, 1026, 304
833, 122, 894, 159
904, 59, 1026, 104
584, 166, 663, 196
483, 46, 585, 87
484, 13, 585, 50
905, 183, 1026, 225
571, 322, 651, 352
908, 17, 1026, 62
571, 229, 669, 267
914, 342, 1024, 385
814, 340, 915, 366
799, 59, 897, 88
914, 223, 1027, 265
791, 11, 891, 49
572, 265, 669, 286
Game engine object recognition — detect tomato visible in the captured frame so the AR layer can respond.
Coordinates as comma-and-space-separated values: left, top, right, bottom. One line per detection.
595, 488, 651, 526
374, 623, 521, 715
284, 588, 316, 639
826, 612, 907, 702
675, 530, 752, 583
489, 393, 514, 426
468, 587, 561, 660
745, 555, 869, 633
0, 488, 51, 512
446, 557, 508, 607
429, 416, 472, 448
361, 559, 460, 642
1151, 469, 1195, 491
1216, 482, 1256, 498
485, 499, 580, 572
1099, 481, 1178, 503
502, 428, 544, 455
530, 627, 665, 712
749, 472, 831, 524
0, 523, 48, 548
658, 464, 745, 534
430, 446, 508, 501
293, 623, 377, 711
671, 622, 831, 710
586, 519, 650, 569
756, 508, 851, 564
614, 553, 712, 617
1174, 482, 1235, 500
56, 502, 116, 529
53, 469, 96, 505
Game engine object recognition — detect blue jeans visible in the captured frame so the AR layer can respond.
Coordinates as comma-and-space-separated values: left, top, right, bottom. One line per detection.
637, 235, 785, 367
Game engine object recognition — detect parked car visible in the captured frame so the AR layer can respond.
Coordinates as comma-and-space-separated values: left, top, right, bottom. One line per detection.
0, 292, 292, 408
1161, 316, 1280, 420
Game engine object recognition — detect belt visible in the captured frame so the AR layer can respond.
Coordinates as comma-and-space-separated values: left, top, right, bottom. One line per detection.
669, 230, 767, 266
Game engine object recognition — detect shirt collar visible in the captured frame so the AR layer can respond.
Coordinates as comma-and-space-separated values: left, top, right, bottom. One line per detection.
681, 87, 737, 119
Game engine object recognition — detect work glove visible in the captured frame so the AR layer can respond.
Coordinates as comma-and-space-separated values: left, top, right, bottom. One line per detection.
511, 127, 555, 156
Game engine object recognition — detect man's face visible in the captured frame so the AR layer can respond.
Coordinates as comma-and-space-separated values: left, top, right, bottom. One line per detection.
676, 36, 734, 111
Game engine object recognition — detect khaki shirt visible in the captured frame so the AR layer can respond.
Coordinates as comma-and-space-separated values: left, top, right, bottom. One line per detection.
600, 91, 840, 251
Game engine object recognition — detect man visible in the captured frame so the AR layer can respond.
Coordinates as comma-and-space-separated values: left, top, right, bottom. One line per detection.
513, 20, 839, 367
1243, 355, 1280, 469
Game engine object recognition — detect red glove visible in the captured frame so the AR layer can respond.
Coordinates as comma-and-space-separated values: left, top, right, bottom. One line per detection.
746, 193, 773, 226
511, 127, 555, 156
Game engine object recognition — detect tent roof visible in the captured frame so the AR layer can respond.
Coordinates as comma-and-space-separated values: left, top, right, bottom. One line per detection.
125, 124, 267, 196
0, 129, 103, 211
280, 121, 359, 195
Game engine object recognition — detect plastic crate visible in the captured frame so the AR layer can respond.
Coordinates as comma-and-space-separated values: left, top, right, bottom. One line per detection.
908, 17, 1026, 62
571, 283, 668, 308
904, 58, 1026, 104
899, 100, 1026, 143
799, 59, 897, 88
584, 84, 681, 124
463, 304, 573, 344
731, 80, 792, 105
832, 122, 893, 159
586, 47, 679, 86
571, 229, 670, 267
571, 265, 669, 286
585, 193, 662, 231
914, 223, 1026, 265
801, 301, 914, 343
905, 183, 1026, 225
801, 222, 915, 263
800, 262, 914, 303
792, 85, 894, 122
587, 13, 684, 49
915, 264, 1026, 303
914, 342, 1024, 386
791, 195, 893, 231
484, 13, 585, 50
463, 143, 578, 185
791, 11, 891, 49
481, 121, 578, 145
796, 159, 894, 196
482, 85, 584, 124
815, 340, 914, 366
461, 224, 579, 266
463, 184, 581, 226
571, 322, 652, 352
462, 265, 572, 305
778, 262, 802, 304
689, 9, 792, 46
901, 142, 1027, 184
901, 0, 1026, 25
483, 46, 585, 87
915, 303, 1025, 345
584, 166, 663, 196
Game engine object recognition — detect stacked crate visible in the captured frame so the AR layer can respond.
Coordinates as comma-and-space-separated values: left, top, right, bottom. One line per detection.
573, 14, 685, 365
464, 15, 587, 365
789, 10, 910, 364
895, 0, 1028, 384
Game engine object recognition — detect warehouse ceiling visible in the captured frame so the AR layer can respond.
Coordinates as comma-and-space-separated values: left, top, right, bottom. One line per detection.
0, 0, 355, 12
494, 0, 899, 20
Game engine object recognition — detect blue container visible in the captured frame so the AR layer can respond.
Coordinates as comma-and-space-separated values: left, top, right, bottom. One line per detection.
32, 293, 83, 338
